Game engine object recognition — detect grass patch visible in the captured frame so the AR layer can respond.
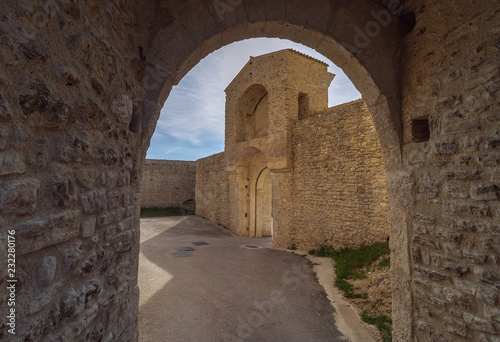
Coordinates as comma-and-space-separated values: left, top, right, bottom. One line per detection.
288, 243, 297, 250
308, 245, 336, 257
361, 310, 392, 342
378, 257, 390, 268
309, 241, 391, 339
334, 278, 367, 299
140, 207, 194, 218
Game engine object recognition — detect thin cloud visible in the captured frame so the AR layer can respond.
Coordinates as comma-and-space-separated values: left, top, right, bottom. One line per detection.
159, 146, 183, 157
148, 38, 361, 161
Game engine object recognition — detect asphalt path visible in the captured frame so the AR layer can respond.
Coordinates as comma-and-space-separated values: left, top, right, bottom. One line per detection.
138, 216, 348, 342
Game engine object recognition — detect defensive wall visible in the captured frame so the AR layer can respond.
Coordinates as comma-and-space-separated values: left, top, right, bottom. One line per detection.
196, 98, 388, 250
140, 159, 195, 208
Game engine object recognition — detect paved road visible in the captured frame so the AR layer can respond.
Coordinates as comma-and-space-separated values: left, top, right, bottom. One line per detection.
138, 216, 347, 342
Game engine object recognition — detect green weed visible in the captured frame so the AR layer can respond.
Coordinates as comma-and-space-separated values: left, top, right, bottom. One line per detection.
378, 257, 390, 268
361, 310, 392, 342
308, 241, 391, 340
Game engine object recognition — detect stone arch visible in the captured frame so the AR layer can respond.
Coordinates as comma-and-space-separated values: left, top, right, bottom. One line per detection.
235, 84, 269, 142
141, 1, 410, 339
227, 147, 271, 237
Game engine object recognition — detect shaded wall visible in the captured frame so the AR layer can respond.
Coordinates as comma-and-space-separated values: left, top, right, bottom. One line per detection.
141, 160, 195, 208
0, 1, 147, 340
401, 1, 500, 340
195, 153, 231, 228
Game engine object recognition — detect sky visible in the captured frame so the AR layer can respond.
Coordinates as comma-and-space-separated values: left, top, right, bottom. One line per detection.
146, 38, 362, 161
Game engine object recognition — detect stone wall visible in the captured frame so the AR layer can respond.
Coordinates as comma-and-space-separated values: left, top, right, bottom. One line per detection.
290, 99, 388, 249
196, 99, 388, 250
0, 1, 147, 340
401, 1, 500, 341
141, 160, 195, 208
195, 153, 231, 229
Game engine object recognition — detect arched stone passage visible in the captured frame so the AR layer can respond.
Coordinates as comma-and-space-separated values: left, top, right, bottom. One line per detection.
141, 2, 410, 339
3, 1, 496, 341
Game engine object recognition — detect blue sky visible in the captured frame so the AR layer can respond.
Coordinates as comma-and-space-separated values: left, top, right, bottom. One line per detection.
146, 38, 361, 161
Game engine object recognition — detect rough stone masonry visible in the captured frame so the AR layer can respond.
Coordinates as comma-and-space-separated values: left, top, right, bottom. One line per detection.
141, 160, 195, 209
196, 49, 388, 250
0, 0, 498, 341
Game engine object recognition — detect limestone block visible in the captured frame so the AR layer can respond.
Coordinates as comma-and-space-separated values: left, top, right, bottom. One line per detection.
431, 254, 470, 276
444, 316, 471, 338
0, 124, 11, 150
111, 94, 133, 124
477, 152, 500, 166
413, 235, 440, 249
45, 302, 61, 331
51, 176, 76, 208
0, 92, 13, 121
28, 279, 63, 315
450, 219, 484, 232
428, 226, 462, 244
28, 137, 50, 171
74, 169, 101, 189
37, 256, 57, 287
479, 237, 500, 254
470, 184, 500, 201
414, 287, 445, 308
444, 200, 491, 217
0, 178, 39, 215
71, 303, 98, 337
444, 118, 480, 134
444, 183, 469, 198
434, 95, 462, 113
455, 280, 498, 306
443, 243, 463, 258
445, 170, 482, 180
80, 217, 96, 238
80, 252, 97, 273
463, 251, 488, 265
464, 313, 497, 334
16, 210, 81, 255
436, 139, 459, 155
485, 133, 500, 150
484, 306, 500, 330
0, 150, 27, 176
59, 138, 92, 164
61, 240, 83, 273
106, 189, 127, 209
60, 288, 84, 318
57, 66, 80, 87
411, 212, 435, 223
443, 287, 477, 310
414, 266, 451, 283
79, 190, 107, 214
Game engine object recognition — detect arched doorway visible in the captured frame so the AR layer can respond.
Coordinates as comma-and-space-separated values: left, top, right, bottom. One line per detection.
255, 167, 273, 237
244, 151, 272, 238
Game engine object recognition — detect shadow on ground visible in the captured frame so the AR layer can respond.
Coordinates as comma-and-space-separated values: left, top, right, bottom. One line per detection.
138, 216, 346, 342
